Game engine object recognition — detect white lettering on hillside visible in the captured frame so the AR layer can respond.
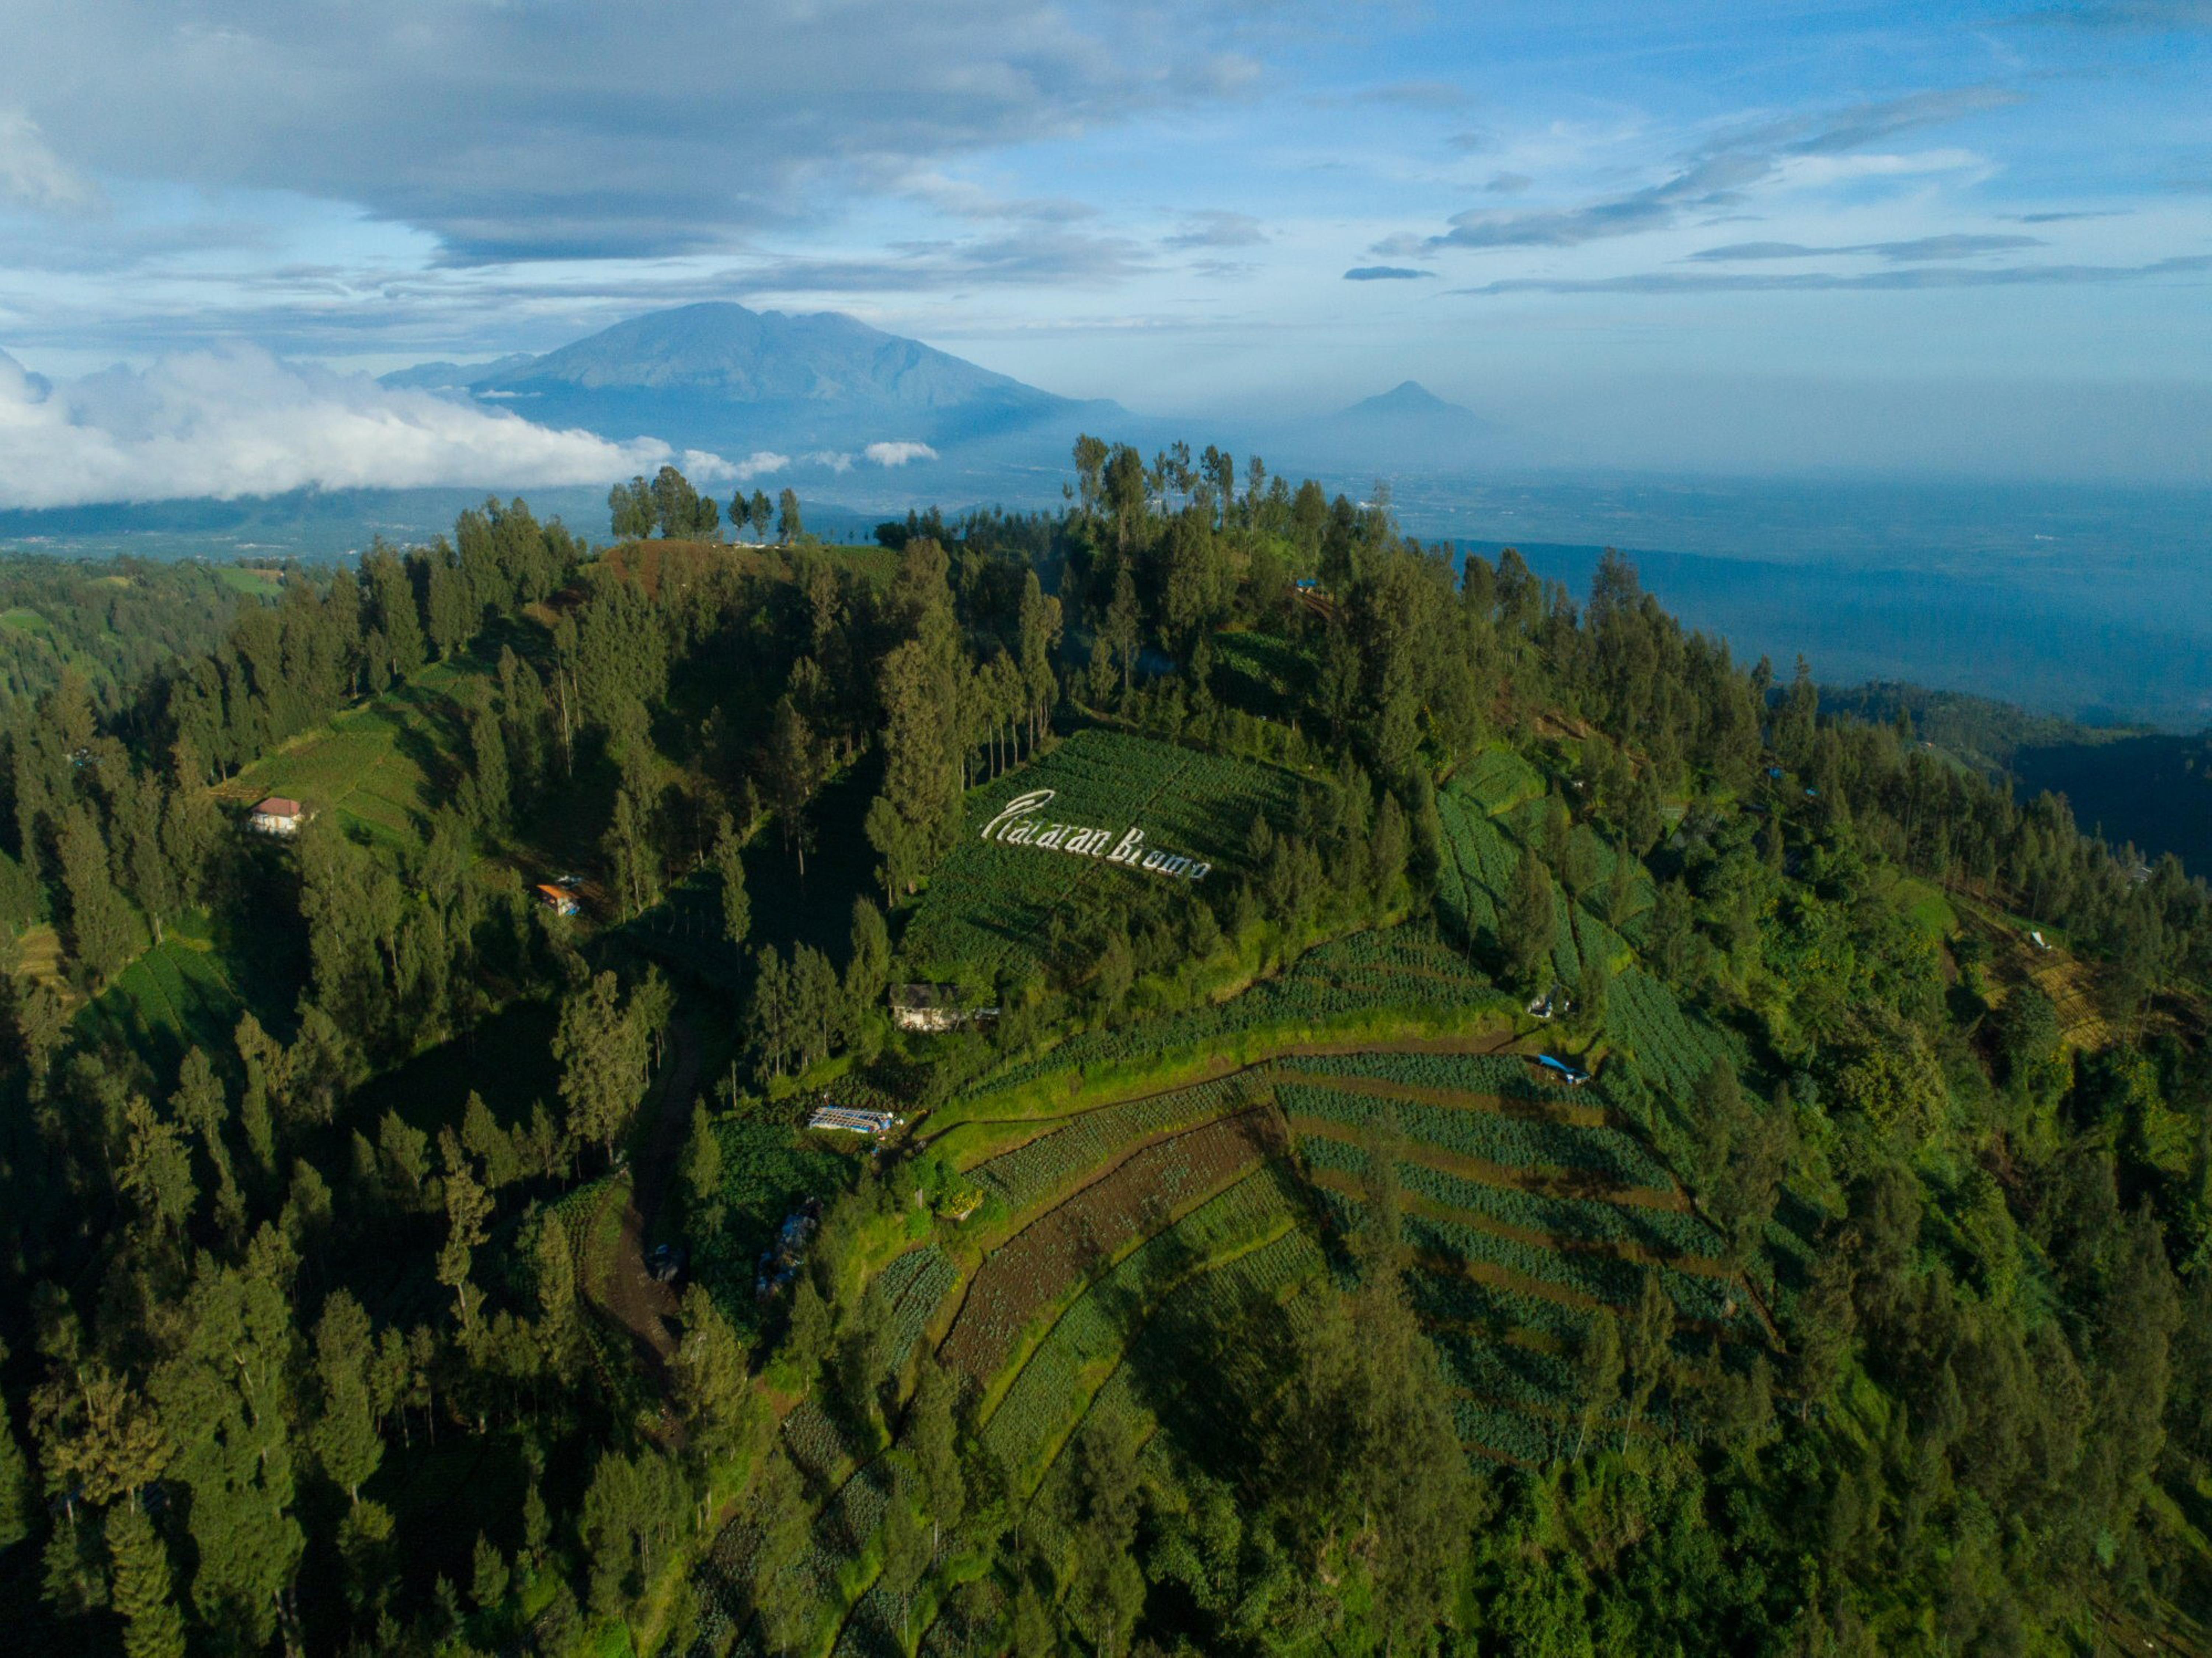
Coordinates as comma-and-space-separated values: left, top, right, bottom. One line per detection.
976, 788, 1211, 883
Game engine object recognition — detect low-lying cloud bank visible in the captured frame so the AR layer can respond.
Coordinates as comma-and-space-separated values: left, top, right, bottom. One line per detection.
0, 346, 724, 509
0, 347, 954, 508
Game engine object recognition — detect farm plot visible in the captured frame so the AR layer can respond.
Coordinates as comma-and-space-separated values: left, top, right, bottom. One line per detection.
76, 934, 246, 1072
1322, 1165, 1760, 1464
1455, 749, 1547, 817
1402, 1210, 1751, 1328
1208, 630, 1316, 719
938, 1109, 1281, 1378
1280, 1082, 1676, 1193
900, 727, 1302, 984
1434, 788, 1513, 942
986, 1224, 1326, 1583
977, 1164, 1311, 1481
961, 1076, 1255, 1212
223, 654, 494, 854
689, 1120, 851, 1330
1602, 967, 1738, 1101
968, 920, 1505, 1103
1408, 1264, 1595, 1347
1299, 1134, 1722, 1262
1434, 783, 1630, 995
869, 1246, 960, 1371
1278, 1048, 1593, 1110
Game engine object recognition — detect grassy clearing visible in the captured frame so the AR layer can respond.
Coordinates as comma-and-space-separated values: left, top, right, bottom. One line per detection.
13, 922, 72, 1000
217, 566, 286, 596
76, 931, 246, 1074
219, 652, 497, 854
0, 606, 52, 636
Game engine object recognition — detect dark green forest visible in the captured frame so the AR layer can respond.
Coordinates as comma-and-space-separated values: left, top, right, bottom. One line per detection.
1, 444, 2209, 1658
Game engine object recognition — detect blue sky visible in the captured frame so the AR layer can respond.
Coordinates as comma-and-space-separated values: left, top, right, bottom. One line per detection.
0, 0, 2207, 497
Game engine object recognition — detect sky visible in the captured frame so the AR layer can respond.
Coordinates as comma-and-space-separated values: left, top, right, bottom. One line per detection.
0, 0, 2207, 501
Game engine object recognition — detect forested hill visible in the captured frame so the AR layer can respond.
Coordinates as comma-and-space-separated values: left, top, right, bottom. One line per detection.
1, 446, 2209, 1657
0, 555, 267, 715
1827, 682, 2212, 877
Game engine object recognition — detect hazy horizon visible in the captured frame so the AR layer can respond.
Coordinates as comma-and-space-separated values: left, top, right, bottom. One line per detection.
1, 1, 2208, 502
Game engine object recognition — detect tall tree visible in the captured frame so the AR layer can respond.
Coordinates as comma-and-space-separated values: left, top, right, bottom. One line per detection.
1499, 846, 1556, 994
712, 814, 751, 950
308, 1292, 382, 1506
56, 805, 135, 985
106, 1502, 188, 1658
553, 971, 647, 1165
765, 696, 827, 879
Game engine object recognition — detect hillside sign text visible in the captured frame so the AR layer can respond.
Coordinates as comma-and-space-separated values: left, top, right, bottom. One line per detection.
979, 789, 1211, 882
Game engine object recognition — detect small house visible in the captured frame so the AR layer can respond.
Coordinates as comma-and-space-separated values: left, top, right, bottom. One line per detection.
1533, 1054, 1593, 1087
889, 984, 998, 1033
535, 882, 580, 917
249, 796, 308, 836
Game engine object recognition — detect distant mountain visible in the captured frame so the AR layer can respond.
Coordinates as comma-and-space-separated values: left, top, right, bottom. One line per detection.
1251, 380, 1507, 476
1340, 380, 1482, 426
1328, 380, 1499, 463
378, 354, 538, 392
385, 302, 1120, 461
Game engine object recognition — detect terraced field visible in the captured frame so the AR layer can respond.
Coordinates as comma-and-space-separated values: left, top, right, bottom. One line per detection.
957, 918, 1509, 1107
681, 993, 1778, 1652
1433, 767, 1632, 994
1280, 1047, 1763, 1463
939, 1108, 1282, 1380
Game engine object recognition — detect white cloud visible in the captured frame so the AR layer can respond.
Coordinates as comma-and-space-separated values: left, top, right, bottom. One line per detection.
728, 450, 792, 481
805, 449, 856, 472
0, 110, 97, 211
0, 345, 721, 509
864, 440, 939, 466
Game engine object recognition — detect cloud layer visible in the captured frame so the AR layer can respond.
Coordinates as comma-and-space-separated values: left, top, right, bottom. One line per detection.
0, 1, 1256, 264
0, 347, 716, 508
1457, 253, 2212, 296
1411, 87, 2018, 254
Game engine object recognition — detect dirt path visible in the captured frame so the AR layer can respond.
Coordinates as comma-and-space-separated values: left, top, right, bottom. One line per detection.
588, 1016, 702, 1381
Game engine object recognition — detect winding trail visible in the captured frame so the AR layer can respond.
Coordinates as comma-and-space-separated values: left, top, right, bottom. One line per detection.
586, 1016, 702, 1385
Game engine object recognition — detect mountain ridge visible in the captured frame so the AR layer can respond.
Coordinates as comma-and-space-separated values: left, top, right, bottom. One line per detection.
387, 299, 1120, 459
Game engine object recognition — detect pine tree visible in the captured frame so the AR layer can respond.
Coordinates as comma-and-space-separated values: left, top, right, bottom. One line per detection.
106, 1501, 188, 1658
673, 1285, 749, 1467
846, 897, 890, 1011
470, 1533, 510, 1612
766, 696, 825, 878
712, 814, 750, 950
310, 1293, 382, 1504
437, 1151, 493, 1331
117, 1094, 196, 1234
553, 971, 646, 1164
1499, 846, 1556, 994
679, 1105, 724, 1232
56, 804, 136, 984
603, 787, 658, 920
0, 1397, 31, 1550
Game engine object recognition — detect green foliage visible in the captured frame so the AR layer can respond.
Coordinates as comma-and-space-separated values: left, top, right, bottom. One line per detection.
900, 726, 1303, 985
